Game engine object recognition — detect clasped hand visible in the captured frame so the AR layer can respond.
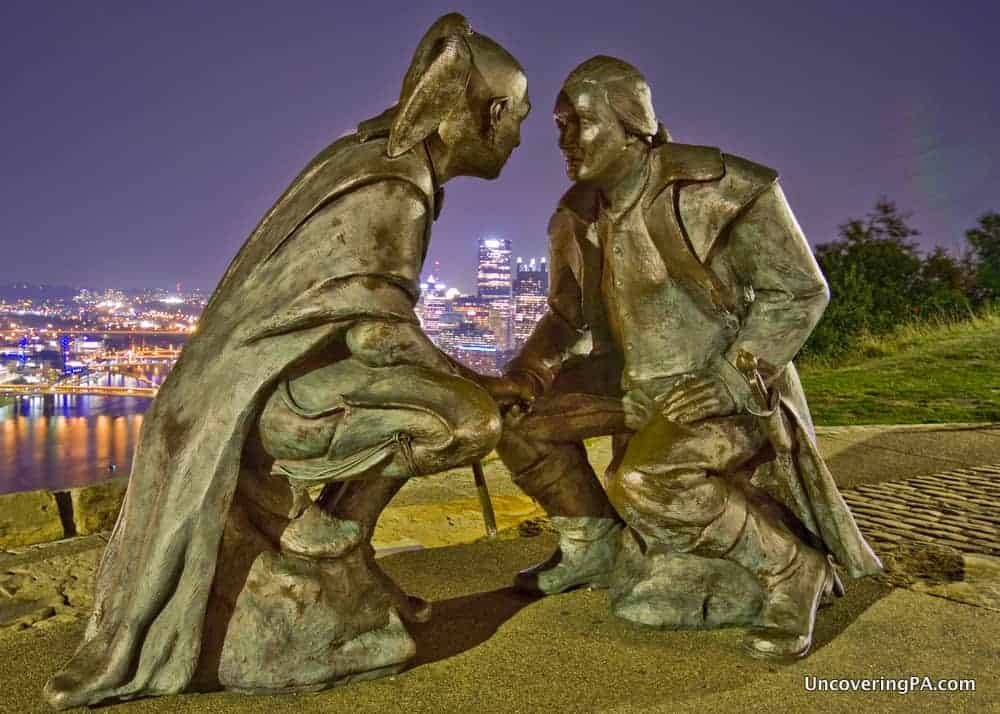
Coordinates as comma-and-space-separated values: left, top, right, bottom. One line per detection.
623, 373, 745, 431
478, 372, 538, 410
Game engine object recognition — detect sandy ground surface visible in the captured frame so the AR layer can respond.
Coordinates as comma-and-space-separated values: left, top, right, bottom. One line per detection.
1, 537, 995, 713
1, 423, 998, 713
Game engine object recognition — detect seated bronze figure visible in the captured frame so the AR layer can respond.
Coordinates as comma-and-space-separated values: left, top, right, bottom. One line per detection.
44, 13, 530, 709
489, 56, 882, 661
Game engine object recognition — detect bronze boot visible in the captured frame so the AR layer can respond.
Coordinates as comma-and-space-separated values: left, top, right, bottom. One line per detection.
507, 445, 623, 595
723, 488, 834, 660
515, 515, 623, 595
698, 487, 833, 660
742, 539, 833, 661
318, 475, 432, 624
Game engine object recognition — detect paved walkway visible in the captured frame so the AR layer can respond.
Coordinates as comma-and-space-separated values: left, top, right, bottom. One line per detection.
1, 537, 995, 713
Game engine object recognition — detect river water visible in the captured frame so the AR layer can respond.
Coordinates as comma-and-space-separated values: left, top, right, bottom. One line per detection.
0, 377, 155, 495
0, 394, 150, 495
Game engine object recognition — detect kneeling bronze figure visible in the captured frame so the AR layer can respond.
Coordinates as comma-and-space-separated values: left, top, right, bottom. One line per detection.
489, 56, 882, 661
44, 13, 530, 709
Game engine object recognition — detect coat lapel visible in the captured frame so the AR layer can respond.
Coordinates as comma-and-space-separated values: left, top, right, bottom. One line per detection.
642, 143, 725, 263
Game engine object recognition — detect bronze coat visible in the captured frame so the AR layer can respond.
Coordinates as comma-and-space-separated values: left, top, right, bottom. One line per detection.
47, 132, 440, 705
508, 142, 882, 578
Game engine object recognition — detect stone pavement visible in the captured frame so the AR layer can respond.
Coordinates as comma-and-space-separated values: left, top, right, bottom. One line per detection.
843, 466, 1000, 558
1, 423, 998, 712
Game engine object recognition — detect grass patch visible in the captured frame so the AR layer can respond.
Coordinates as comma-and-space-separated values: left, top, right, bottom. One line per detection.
798, 306, 1000, 425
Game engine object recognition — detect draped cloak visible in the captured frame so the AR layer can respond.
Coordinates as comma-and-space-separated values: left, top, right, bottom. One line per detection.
46, 130, 440, 706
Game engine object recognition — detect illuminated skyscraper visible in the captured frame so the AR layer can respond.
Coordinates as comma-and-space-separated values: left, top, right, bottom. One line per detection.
513, 257, 549, 350
476, 236, 513, 350
436, 320, 500, 375
415, 276, 451, 341
450, 295, 492, 332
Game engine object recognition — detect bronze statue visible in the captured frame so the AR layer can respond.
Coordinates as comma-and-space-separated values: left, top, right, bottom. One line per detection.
44, 14, 530, 709
488, 56, 882, 660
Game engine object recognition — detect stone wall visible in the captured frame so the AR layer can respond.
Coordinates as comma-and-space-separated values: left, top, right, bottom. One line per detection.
0, 477, 127, 549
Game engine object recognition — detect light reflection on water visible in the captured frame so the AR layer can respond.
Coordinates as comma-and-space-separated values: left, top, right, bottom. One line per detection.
0, 378, 154, 494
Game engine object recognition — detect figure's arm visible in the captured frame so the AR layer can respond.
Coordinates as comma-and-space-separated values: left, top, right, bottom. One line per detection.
345, 319, 459, 375
312, 179, 459, 377
659, 182, 828, 424
723, 182, 830, 382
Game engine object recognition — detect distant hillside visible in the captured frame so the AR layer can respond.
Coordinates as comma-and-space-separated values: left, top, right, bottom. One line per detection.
799, 308, 1000, 425
0, 283, 81, 302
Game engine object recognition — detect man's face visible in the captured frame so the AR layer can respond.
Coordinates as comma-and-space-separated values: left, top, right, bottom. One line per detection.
554, 87, 628, 183
484, 71, 531, 178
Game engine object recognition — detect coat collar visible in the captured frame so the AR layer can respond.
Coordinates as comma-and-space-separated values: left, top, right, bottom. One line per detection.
641, 142, 725, 210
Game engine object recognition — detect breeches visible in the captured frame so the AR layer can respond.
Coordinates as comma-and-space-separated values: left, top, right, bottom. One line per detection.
495, 353, 627, 519
255, 354, 502, 482
496, 352, 770, 535
606, 412, 769, 550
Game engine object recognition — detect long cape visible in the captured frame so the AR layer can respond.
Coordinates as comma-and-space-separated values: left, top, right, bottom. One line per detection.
46, 134, 437, 707
767, 365, 883, 578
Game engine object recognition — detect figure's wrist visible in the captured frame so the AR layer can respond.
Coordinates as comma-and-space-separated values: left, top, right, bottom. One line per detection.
504, 368, 545, 398
715, 357, 752, 412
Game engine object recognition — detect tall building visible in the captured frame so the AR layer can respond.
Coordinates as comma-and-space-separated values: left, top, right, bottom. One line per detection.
437, 320, 500, 376
415, 276, 451, 341
476, 236, 514, 350
513, 257, 549, 350
450, 295, 492, 332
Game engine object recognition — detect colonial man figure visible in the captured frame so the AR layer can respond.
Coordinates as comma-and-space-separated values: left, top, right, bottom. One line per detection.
488, 56, 881, 660
45, 14, 530, 709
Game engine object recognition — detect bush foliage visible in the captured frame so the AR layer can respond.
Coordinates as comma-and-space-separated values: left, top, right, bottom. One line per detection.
801, 200, 997, 360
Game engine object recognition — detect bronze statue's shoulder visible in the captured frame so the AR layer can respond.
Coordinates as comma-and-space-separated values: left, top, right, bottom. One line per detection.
294, 132, 435, 204
644, 142, 725, 204
206, 134, 436, 315
719, 150, 779, 201
670, 146, 780, 262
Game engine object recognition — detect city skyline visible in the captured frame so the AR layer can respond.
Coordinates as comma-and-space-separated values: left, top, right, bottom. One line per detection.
414, 237, 550, 374
3, 2, 999, 293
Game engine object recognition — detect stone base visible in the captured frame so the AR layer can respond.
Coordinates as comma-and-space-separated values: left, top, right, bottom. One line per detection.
0, 490, 64, 548
197, 501, 416, 694
609, 528, 764, 629
61, 477, 128, 536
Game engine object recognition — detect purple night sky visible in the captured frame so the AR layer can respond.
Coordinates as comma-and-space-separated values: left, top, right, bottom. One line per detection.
1, 1, 998, 295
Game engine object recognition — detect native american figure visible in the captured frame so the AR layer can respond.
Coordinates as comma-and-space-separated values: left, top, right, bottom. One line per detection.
45, 14, 530, 708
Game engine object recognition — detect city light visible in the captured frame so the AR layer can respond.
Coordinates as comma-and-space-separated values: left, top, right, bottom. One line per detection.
412, 242, 549, 375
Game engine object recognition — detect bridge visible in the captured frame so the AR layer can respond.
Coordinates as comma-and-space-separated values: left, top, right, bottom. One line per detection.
0, 344, 176, 399
91, 346, 180, 369
0, 383, 157, 397
0, 338, 180, 400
